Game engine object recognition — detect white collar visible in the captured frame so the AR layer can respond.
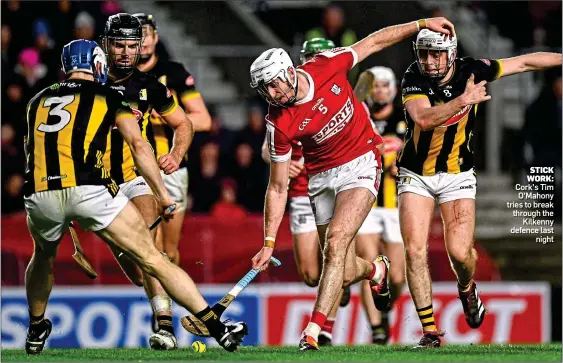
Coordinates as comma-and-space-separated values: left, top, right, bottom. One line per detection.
295, 69, 314, 105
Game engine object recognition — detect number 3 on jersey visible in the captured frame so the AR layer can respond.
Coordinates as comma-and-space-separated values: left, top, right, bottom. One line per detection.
37, 95, 76, 133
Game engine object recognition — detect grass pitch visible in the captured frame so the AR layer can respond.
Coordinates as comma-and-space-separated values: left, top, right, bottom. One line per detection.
2, 344, 561, 362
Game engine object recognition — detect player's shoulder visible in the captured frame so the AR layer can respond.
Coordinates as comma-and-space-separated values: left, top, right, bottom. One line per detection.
266, 104, 294, 126
133, 68, 162, 87
166, 60, 191, 75
403, 62, 424, 80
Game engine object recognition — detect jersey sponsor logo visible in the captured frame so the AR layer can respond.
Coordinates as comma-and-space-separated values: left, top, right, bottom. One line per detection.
299, 118, 312, 131
357, 176, 373, 180
480, 59, 491, 66
131, 109, 143, 121
402, 86, 422, 94
311, 97, 354, 144
111, 85, 126, 91
460, 185, 474, 190
186, 75, 195, 86
311, 97, 324, 111
442, 104, 472, 127
139, 89, 147, 100
330, 83, 342, 95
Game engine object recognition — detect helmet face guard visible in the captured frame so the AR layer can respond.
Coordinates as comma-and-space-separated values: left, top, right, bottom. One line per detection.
414, 42, 456, 79
103, 35, 142, 71
102, 13, 143, 74
132, 13, 158, 62
251, 67, 298, 108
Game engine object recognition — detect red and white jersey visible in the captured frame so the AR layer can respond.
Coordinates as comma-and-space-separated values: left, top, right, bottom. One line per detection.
265, 47, 382, 175
288, 141, 308, 198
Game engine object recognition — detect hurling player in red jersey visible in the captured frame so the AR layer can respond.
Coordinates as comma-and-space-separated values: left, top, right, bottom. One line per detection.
261, 38, 348, 347
249, 17, 456, 350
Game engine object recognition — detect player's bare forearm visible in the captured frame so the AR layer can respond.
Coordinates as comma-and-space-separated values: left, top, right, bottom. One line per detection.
263, 185, 288, 240
353, 22, 418, 62
169, 117, 193, 163
182, 96, 212, 132
407, 96, 465, 131
186, 110, 211, 132
130, 139, 169, 201
500, 52, 562, 77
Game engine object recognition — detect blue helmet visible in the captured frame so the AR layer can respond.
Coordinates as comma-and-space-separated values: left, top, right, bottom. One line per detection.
61, 39, 108, 83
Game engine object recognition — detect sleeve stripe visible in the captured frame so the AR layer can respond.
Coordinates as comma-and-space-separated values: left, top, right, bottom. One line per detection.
348, 47, 359, 68
158, 102, 179, 117
494, 59, 504, 80
402, 94, 428, 104
270, 149, 291, 163
180, 91, 201, 103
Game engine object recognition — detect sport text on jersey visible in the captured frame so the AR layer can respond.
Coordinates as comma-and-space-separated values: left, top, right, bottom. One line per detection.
312, 97, 354, 144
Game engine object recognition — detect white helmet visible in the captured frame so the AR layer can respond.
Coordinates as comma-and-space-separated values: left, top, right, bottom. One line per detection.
250, 48, 298, 107
413, 29, 457, 79
367, 66, 397, 104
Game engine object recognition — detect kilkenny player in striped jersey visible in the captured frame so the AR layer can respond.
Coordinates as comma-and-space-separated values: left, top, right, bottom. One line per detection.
398, 29, 561, 348
23, 39, 249, 356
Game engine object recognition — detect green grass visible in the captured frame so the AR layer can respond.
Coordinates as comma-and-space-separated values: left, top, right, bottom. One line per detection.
2, 344, 561, 362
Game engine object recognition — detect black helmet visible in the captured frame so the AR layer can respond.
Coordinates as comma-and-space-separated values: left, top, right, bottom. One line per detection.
101, 13, 142, 73
132, 13, 158, 32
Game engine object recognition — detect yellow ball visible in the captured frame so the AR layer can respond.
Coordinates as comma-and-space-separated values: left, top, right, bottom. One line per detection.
191, 340, 206, 353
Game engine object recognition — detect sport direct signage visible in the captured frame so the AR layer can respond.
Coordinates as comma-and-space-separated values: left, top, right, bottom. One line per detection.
1, 283, 550, 348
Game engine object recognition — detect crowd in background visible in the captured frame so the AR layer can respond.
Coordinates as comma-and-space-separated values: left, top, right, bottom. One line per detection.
2, 0, 561, 218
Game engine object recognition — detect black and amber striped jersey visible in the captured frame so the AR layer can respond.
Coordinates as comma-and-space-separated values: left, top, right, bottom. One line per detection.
145, 58, 200, 168
398, 57, 503, 176
23, 80, 133, 197
103, 68, 178, 184
371, 108, 407, 208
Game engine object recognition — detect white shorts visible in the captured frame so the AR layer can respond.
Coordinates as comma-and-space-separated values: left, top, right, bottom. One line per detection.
397, 167, 476, 204
308, 151, 381, 225
289, 196, 317, 235
357, 208, 403, 243
24, 186, 129, 243
119, 176, 152, 200
162, 167, 188, 212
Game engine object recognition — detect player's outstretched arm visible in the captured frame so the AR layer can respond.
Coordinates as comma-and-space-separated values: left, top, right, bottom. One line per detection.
352, 17, 455, 63
159, 107, 195, 174
116, 115, 174, 211
405, 74, 490, 131
251, 159, 290, 271
497, 52, 562, 78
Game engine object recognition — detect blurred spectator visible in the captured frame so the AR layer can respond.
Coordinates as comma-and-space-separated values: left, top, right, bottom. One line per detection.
3, 76, 28, 137
305, 3, 358, 81
74, 11, 96, 41
190, 142, 223, 212
305, 3, 357, 48
49, 0, 78, 47
14, 48, 49, 94
1, 123, 26, 214
231, 143, 267, 212
211, 178, 247, 220
2, 24, 14, 78
235, 104, 267, 160
32, 18, 59, 82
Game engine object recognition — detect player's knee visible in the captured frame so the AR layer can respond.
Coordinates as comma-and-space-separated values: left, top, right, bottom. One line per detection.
404, 242, 426, 261
342, 271, 355, 287
163, 248, 179, 265
448, 246, 476, 267
299, 268, 320, 287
